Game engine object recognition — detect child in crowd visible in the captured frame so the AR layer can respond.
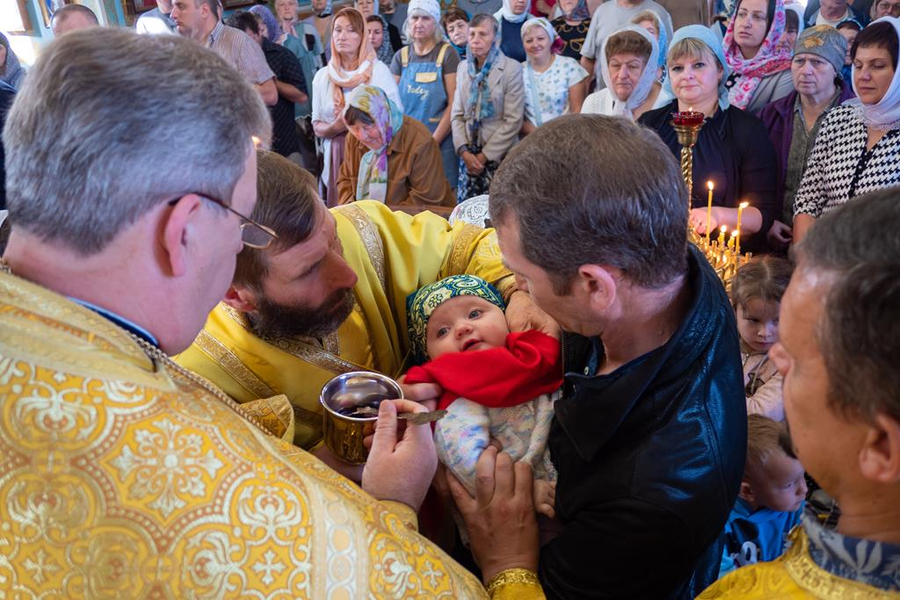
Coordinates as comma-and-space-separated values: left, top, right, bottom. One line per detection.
719, 415, 807, 578
403, 274, 562, 521
731, 256, 793, 421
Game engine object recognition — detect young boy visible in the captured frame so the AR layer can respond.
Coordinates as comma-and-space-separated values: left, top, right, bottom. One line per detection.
719, 415, 807, 578
404, 274, 562, 519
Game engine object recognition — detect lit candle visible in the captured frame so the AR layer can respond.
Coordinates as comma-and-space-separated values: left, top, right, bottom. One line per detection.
729, 230, 737, 251
706, 181, 714, 238
736, 201, 749, 255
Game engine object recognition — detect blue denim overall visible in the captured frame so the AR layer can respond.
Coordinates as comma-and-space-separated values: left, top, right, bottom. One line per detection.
398, 43, 459, 190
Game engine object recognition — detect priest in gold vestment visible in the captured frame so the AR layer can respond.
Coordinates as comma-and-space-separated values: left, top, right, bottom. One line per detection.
175, 154, 536, 450
0, 29, 545, 598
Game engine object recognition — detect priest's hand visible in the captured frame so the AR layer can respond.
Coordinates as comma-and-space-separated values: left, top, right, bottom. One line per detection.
362, 399, 438, 511
506, 290, 560, 339
447, 446, 540, 584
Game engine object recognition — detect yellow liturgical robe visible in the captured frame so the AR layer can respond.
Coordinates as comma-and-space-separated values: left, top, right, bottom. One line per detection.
0, 268, 545, 598
176, 201, 516, 448
698, 526, 897, 599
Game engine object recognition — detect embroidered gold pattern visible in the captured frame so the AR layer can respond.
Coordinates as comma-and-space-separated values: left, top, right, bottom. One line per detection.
193, 329, 277, 399
334, 204, 387, 291
486, 568, 541, 595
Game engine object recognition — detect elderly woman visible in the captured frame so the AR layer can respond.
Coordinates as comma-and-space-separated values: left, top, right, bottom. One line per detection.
776, 4, 803, 52
336, 85, 454, 206
759, 26, 854, 249
582, 26, 671, 118
872, 0, 900, 19
639, 25, 779, 253
552, 0, 591, 61
793, 17, 900, 243
0, 33, 26, 92
521, 18, 588, 134
391, 0, 461, 189
451, 14, 524, 202
495, 0, 532, 62
723, 0, 794, 115
312, 7, 401, 206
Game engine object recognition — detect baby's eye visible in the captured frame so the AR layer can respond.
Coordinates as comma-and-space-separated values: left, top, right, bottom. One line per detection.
436, 326, 450, 338
468, 309, 482, 319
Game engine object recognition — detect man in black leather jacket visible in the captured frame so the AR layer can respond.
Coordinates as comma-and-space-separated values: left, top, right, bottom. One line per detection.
451, 114, 747, 599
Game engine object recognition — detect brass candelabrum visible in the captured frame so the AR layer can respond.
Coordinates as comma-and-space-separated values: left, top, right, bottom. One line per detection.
671, 111, 751, 289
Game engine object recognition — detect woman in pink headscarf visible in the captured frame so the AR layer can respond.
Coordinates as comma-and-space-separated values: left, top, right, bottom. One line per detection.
311, 7, 401, 206
723, 0, 794, 116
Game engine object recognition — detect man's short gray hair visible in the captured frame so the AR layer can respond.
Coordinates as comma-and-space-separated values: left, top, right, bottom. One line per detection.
489, 114, 688, 293
51, 3, 100, 26
4, 28, 271, 255
794, 188, 900, 423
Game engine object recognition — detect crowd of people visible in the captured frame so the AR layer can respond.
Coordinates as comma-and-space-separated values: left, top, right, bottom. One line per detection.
0, 0, 899, 597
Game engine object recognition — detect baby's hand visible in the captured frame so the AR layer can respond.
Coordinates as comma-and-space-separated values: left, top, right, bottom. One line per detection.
533, 479, 556, 519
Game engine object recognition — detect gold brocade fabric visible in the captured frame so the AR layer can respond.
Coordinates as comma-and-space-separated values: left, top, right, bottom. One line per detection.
697, 526, 900, 599
0, 269, 490, 598
175, 200, 515, 449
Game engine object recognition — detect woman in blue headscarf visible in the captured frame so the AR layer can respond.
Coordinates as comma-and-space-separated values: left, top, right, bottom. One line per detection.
638, 25, 779, 253
0, 33, 25, 92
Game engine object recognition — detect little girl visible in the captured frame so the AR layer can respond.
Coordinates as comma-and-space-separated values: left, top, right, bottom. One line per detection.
730, 256, 794, 421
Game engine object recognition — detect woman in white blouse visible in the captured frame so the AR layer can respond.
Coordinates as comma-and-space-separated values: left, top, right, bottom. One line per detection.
312, 7, 401, 206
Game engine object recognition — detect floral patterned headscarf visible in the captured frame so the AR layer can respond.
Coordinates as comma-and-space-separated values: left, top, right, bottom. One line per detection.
343, 85, 404, 201
723, 0, 792, 110
406, 274, 506, 361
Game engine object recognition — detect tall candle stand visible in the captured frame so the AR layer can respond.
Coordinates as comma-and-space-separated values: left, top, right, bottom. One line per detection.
671, 110, 705, 246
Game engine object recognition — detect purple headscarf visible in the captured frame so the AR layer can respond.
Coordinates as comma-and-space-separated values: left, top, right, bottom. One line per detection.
249, 5, 283, 43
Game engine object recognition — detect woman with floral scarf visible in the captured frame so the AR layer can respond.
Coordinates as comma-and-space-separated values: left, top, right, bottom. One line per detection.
450, 15, 524, 202
336, 85, 454, 206
723, 0, 794, 115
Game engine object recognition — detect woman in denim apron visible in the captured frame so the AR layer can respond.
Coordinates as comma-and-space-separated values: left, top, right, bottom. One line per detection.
394, 0, 461, 191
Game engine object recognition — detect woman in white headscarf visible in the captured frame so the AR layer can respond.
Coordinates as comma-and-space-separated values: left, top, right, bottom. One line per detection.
793, 17, 900, 243
495, 0, 532, 62
520, 17, 588, 134
582, 26, 671, 119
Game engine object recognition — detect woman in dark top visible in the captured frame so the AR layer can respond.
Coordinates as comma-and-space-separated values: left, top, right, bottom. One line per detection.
495, 0, 531, 62
639, 25, 779, 254
552, 0, 591, 61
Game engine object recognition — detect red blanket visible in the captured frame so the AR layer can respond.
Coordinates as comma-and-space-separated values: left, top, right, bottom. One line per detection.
404, 329, 563, 411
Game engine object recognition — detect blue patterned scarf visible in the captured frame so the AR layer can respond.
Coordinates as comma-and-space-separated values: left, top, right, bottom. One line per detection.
465, 42, 501, 134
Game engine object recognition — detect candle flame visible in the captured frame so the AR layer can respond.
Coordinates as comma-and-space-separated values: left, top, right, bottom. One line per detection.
720, 225, 727, 233
251, 135, 262, 148
739, 201, 749, 208
707, 181, 713, 190
689, 106, 693, 112
730, 230, 738, 237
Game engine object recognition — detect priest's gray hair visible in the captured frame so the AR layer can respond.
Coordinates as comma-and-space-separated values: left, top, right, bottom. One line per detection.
489, 114, 688, 294
3, 28, 271, 255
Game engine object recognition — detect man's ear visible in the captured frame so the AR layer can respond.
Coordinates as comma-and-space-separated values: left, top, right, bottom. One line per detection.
575, 264, 617, 313
859, 413, 900, 484
224, 285, 259, 313
160, 194, 203, 278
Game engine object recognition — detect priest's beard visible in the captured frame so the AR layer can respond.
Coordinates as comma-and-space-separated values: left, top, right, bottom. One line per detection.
249, 287, 356, 340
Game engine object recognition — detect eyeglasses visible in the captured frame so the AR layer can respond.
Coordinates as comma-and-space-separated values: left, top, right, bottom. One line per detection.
168, 193, 278, 249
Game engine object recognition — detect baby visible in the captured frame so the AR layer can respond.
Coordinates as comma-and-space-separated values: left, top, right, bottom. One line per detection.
404, 274, 562, 520
731, 256, 793, 421
718, 415, 807, 578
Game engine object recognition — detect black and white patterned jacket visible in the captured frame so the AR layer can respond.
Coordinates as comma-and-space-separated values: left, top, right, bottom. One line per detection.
794, 104, 900, 218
